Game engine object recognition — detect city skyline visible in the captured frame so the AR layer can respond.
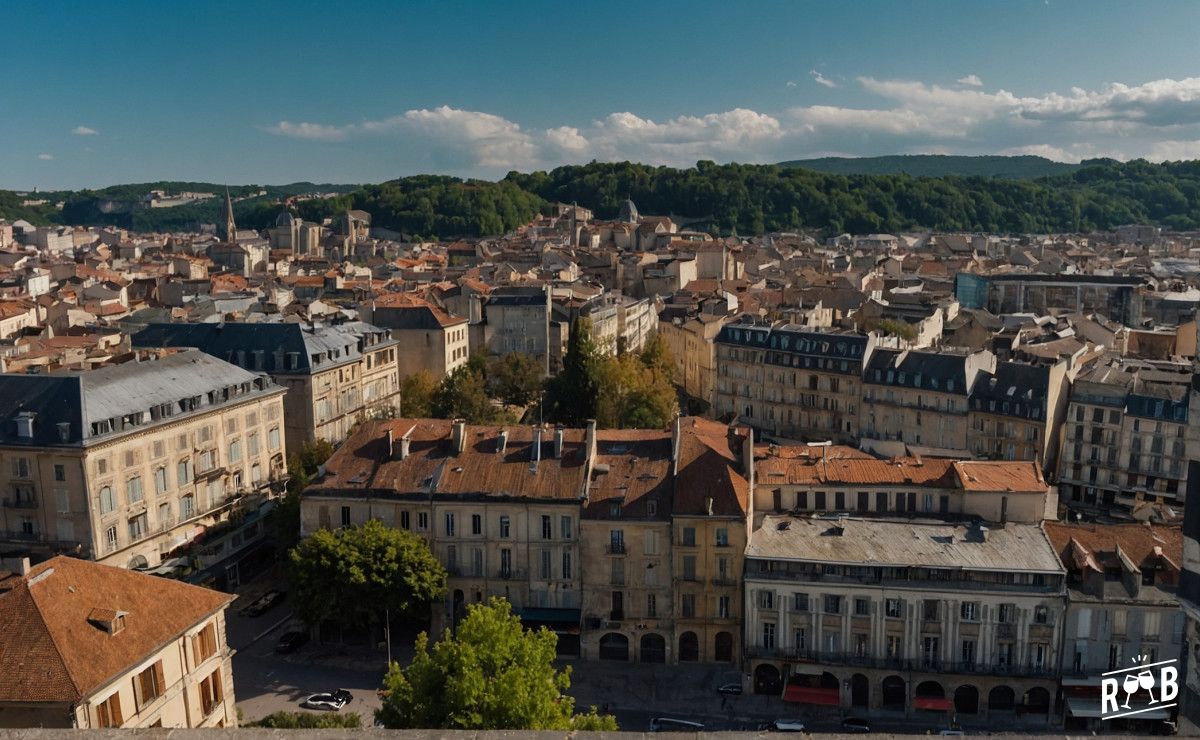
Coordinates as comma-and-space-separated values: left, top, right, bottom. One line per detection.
4, 0, 1200, 189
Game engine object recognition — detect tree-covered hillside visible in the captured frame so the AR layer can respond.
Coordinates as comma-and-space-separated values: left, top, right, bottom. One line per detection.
778, 154, 1081, 179
507, 158, 1200, 234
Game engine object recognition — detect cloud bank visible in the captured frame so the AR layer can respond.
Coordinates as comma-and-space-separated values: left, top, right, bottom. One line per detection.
262, 76, 1200, 173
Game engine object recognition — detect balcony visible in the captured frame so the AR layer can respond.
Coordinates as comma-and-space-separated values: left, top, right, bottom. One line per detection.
711, 576, 737, 587
496, 568, 525, 581
2, 496, 38, 509
747, 569, 1062, 595
605, 543, 626, 555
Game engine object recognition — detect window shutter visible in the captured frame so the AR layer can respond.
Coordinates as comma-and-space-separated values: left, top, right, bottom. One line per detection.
111, 695, 123, 727
153, 661, 166, 697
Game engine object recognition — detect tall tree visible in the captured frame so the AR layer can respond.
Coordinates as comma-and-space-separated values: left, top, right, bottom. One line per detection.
545, 317, 601, 425
432, 364, 506, 423
376, 598, 617, 731
486, 352, 544, 408
400, 371, 437, 417
287, 520, 446, 631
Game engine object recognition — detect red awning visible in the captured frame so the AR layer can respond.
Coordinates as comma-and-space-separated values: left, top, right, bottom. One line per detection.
913, 696, 953, 711
783, 685, 840, 705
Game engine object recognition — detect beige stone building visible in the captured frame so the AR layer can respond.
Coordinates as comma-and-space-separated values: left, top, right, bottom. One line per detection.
967, 359, 1071, 472
361, 293, 469, 380
745, 517, 1066, 722
714, 320, 875, 442
0, 350, 288, 570
300, 418, 589, 649
133, 320, 401, 452
658, 312, 729, 406
0, 556, 237, 728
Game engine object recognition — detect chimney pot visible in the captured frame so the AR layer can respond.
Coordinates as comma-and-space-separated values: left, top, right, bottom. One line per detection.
385, 429, 394, 458
498, 429, 508, 455
452, 419, 466, 453
553, 425, 564, 458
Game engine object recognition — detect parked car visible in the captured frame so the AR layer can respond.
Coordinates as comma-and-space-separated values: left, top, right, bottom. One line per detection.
301, 689, 352, 711
241, 589, 286, 617
937, 731, 964, 737
769, 718, 806, 732
841, 717, 870, 733
716, 682, 743, 696
275, 631, 309, 654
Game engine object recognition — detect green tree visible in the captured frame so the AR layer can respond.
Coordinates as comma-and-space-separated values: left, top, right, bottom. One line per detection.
487, 352, 544, 408
638, 333, 675, 381
545, 318, 601, 425
376, 598, 618, 731
400, 371, 437, 417
878, 319, 917, 342
287, 519, 447, 631
273, 440, 336, 552
432, 364, 507, 424
595, 354, 678, 430
252, 711, 362, 728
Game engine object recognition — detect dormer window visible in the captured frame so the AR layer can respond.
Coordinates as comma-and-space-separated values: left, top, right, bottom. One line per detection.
1142, 569, 1156, 586
14, 411, 35, 439
88, 608, 128, 635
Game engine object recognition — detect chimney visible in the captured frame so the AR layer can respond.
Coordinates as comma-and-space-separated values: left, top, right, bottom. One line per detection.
399, 428, 412, 460
385, 429, 394, 459
705, 496, 714, 516
553, 425, 564, 458
1000, 495, 1008, 525
530, 427, 542, 470
452, 419, 466, 454
585, 418, 597, 463
498, 429, 508, 455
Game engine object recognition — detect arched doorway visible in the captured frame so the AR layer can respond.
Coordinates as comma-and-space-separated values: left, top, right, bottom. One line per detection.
754, 663, 782, 695
851, 674, 870, 708
714, 631, 734, 662
1024, 687, 1050, 714
128, 554, 149, 569
989, 686, 1015, 712
954, 685, 979, 714
640, 633, 666, 663
598, 633, 629, 661
881, 676, 906, 710
678, 631, 699, 662
916, 680, 945, 699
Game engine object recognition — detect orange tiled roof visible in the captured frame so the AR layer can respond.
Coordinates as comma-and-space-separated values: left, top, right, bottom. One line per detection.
1044, 521, 1183, 572
0, 556, 232, 703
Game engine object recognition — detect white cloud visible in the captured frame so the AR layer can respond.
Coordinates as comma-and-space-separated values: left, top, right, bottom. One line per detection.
786, 81, 797, 88
37, 153, 54, 160
71, 126, 98, 136
810, 69, 837, 88
260, 76, 1200, 172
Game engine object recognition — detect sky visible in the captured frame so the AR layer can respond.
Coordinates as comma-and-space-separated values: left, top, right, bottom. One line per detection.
5, 0, 1200, 189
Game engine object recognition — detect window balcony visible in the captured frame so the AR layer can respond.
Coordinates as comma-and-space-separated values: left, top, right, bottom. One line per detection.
605, 543, 626, 555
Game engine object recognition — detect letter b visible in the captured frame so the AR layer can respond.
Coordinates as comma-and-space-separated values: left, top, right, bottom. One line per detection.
1159, 666, 1179, 703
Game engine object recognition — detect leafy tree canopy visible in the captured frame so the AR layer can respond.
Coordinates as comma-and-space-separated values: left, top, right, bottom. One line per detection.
376, 598, 617, 731
287, 519, 446, 630
400, 371, 438, 418
486, 352, 545, 408
251, 711, 362, 729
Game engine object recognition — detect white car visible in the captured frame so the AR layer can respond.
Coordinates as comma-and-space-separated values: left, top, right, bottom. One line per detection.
771, 718, 806, 732
301, 689, 352, 711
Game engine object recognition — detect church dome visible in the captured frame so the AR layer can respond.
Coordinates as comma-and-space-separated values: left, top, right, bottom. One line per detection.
617, 198, 639, 223
275, 209, 297, 227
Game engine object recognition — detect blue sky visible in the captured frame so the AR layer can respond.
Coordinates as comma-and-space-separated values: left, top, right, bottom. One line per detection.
5, 0, 1200, 189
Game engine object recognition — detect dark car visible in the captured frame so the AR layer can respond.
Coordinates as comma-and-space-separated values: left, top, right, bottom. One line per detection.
241, 589, 286, 617
841, 717, 871, 733
301, 689, 353, 711
717, 682, 743, 696
275, 631, 310, 653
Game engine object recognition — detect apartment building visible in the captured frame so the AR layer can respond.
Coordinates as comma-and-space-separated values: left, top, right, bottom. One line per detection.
133, 320, 401, 452
0, 351, 287, 570
300, 418, 588, 647
752, 445, 1055, 528
744, 516, 1065, 721
714, 320, 875, 443
581, 429, 675, 663
1045, 522, 1183, 732
486, 285, 552, 374
0, 556, 236, 728
657, 312, 729, 407
362, 294, 469, 380
955, 273, 1145, 326
1057, 359, 1192, 515
966, 360, 1070, 471
860, 347, 995, 457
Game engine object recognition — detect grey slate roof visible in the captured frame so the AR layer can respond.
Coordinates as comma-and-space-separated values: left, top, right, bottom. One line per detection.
131, 320, 395, 375
0, 350, 278, 446
747, 515, 1063, 574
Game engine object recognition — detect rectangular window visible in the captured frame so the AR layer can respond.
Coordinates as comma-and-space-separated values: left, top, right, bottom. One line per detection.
718, 595, 730, 619
923, 600, 939, 620
128, 513, 147, 541
853, 633, 869, 657
560, 515, 572, 540
400, 510, 411, 530
180, 495, 194, 519
54, 464, 66, 482
793, 593, 809, 612
960, 602, 979, 621
562, 551, 572, 580
99, 486, 116, 515
824, 595, 841, 614
199, 667, 223, 716
96, 692, 124, 728
681, 593, 695, 618
155, 467, 168, 495
610, 558, 625, 585
133, 660, 166, 709
471, 514, 482, 535
794, 627, 807, 651
961, 639, 976, 667
758, 589, 775, 609
541, 514, 552, 539
127, 476, 144, 504
540, 549, 551, 579
885, 598, 902, 618
228, 439, 241, 464
192, 622, 218, 664
922, 636, 940, 667
417, 512, 429, 531
472, 548, 484, 577
681, 526, 695, 546
500, 549, 512, 578
499, 515, 510, 537
682, 555, 697, 581
341, 506, 351, 527
647, 593, 657, 618
611, 591, 625, 619
762, 622, 776, 650
248, 432, 259, 457
854, 598, 870, 616
268, 428, 280, 450
886, 635, 900, 659
998, 603, 1014, 624
715, 527, 729, 546
444, 513, 455, 536
177, 459, 191, 486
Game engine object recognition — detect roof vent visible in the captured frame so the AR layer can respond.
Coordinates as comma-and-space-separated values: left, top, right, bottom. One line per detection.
776, 520, 790, 531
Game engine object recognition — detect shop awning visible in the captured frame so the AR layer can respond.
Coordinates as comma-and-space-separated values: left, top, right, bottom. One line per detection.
783, 685, 840, 705
1066, 698, 1170, 720
913, 696, 953, 711
788, 663, 826, 676
517, 608, 581, 633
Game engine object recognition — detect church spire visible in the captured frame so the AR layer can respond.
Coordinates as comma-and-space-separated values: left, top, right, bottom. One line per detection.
223, 186, 237, 242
